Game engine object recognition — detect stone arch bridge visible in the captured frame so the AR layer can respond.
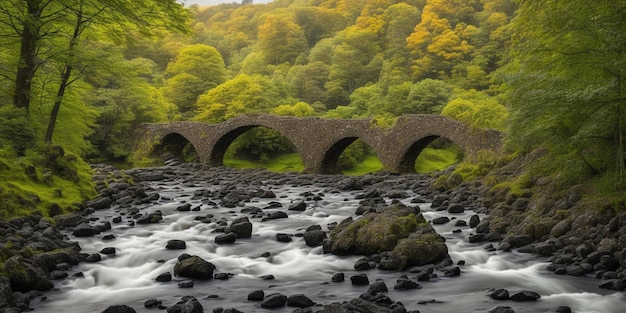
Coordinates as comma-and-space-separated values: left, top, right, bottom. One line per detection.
134, 114, 503, 174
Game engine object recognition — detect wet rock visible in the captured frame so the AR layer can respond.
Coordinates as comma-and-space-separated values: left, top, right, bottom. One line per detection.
393, 276, 421, 290
4, 256, 53, 292
156, 272, 172, 282
54, 213, 85, 228
174, 255, 215, 280
368, 280, 388, 293
555, 306, 572, 313
87, 197, 112, 210
263, 211, 288, 221
136, 212, 162, 224
447, 204, 464, 214
354, 258, 373, 270
276, 233, 292, 242
288, 201, 307, 211
144, 299, 162, 309
509, 290, 541, 301
599, 279, 625, 290
102, 305, 137, 313
287, 294, 315, 308
490, 289, 509, 300
166, 240, 187, 250
167, 295, 203, 313
261, 293, 287, 308
85, 253, 102, 263
228, 219, 252, 239
350, 274, 369, 286
178, 280, 194, 288
176, 203, 192, 212
303, 230, 326, 247
488, 306, 515, 313
331, 273, 345, 282
432, 216, 450, 225
247, 290, 264, 301
444, 266, 461, 277
215, 233, 237, 244
214, 273, 230, 280
72, 223, 95, 237
469, 215, 480, 228
100, 247, 116, 255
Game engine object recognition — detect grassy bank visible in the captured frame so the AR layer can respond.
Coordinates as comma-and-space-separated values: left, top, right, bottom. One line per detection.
0, 147, 96, 220
224, 146, 460, 175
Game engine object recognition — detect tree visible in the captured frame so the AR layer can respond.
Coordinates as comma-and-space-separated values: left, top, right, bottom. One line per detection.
194, 74, 290, 123
506, 0, 626, 185
258, 14, 308, 65
163, 44, 227, 115
442, 89, 507, 130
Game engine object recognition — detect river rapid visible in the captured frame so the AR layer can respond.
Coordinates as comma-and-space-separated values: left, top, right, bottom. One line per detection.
32, 165, 625, 313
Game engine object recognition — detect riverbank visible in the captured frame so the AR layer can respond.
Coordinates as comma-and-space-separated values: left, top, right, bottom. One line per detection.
0, 162, 624, 312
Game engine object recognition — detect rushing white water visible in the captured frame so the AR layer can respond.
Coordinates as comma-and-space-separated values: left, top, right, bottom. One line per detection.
32, 174, 625, 313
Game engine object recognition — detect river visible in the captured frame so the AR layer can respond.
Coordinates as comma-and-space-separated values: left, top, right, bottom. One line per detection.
32, 167, 625, 313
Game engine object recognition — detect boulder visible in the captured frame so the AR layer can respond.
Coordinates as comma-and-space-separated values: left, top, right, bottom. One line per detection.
324, 205, 424, 255
303, 230, 326, 247
287, 294, 315, 308
261, 293, 287, 308
167, 295, 203, 313
86, 197, 112, 210
381, 230, 448, 270
4, 256, 53, 292
247, 290, 264, 301
166, 240, 187, 250
228, 221, 252, 239
102, 305, 137, 313
288, 202, 307, 211
173, 255, 215, 280
215, 233, 237, 244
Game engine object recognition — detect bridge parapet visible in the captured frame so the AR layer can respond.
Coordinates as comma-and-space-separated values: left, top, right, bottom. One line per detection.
134, 114, 503, 173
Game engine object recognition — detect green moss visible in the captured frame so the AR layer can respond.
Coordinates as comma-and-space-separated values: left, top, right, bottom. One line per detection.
0, 146, 96, 220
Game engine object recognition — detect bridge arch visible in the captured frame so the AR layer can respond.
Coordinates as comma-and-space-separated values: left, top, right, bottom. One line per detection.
153, 132, 198, 161
208, 125, 299, 167
319, 136, 385, 174
134, 114, 503, 174
395, 135, 459, 173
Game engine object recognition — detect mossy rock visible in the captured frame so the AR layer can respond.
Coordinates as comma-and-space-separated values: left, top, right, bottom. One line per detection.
389, 232, 448, 269
325, 205, 427, 255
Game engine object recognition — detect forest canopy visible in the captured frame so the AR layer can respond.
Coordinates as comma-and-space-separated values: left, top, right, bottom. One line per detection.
0, 0, 624, 214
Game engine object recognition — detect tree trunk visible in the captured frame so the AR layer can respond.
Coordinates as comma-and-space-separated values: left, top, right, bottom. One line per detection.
13, 0, 43, 111
45, 65, 72, 144
45, 4, 83, 144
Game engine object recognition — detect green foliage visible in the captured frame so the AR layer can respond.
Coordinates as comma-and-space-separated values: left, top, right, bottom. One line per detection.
442, 89, 508, 130
337, 139, 372, 171
504, 0, 626, 187
195, 74, 293, 122
163, 44, 227, 115
415, 145, 462, 173
225, 127, 296, 163
224, 153, 304, 173
0, 106, 36, 156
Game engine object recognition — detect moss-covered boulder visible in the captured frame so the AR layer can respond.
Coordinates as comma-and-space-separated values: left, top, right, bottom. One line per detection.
323, 204, 448, 270
381, 231, 448, 270
4, 255, 53, 292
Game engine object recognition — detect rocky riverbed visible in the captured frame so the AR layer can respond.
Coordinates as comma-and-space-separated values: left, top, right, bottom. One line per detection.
1, 162, 625, 313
